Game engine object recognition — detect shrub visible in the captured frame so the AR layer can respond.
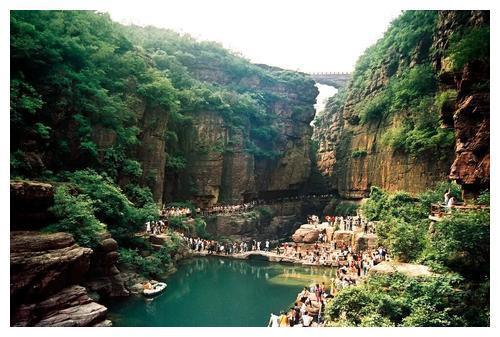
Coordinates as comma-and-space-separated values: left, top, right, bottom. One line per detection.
335, 202, 358, 216
325, 272, 475, 327
118, 246, 172, 277
122, 159, 143, 178
34, 122, 51, 140
64, 169, 158, 244
447, 26, 490, 71
255, 207, 273, 222
434, 89, 457, 112
477, 189, 489, 205
358, 91, 390, 123
429, 209, 490, 278
194, 218, 210, 238
351, 149, 368, 158
45, 185, 105, 248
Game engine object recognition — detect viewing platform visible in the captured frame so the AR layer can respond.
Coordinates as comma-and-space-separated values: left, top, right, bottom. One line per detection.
429, 203, 490, 221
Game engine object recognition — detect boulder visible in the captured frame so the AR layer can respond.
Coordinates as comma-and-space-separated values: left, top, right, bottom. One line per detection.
291, 228, 309, 243
333, 230, 353, 247
100, 238, 118, 252
353, 233, 378, 252
10, 180, 55, 230
302, 229, 320, 243
369, 261, 434, 277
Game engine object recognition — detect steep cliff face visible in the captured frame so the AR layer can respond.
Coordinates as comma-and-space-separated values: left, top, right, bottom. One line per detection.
91, 100, 170, 204
313, 10, 489, 198
432, 10, 490, 196
204, 199, 329, 240
170, 64, 317, 206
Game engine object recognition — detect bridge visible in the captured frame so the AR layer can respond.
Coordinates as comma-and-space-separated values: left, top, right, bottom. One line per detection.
309, 72, 352, 89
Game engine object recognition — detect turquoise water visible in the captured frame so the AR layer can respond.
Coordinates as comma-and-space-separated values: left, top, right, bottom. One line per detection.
106, 256, 336, 327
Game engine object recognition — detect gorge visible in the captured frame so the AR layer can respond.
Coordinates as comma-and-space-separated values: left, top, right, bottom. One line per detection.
10, 9, 490, 327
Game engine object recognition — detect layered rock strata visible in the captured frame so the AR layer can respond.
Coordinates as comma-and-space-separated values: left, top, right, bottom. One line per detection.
10, 231, 109, 327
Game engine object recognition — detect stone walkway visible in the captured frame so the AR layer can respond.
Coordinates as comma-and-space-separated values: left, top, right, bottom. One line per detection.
190, 249, 344, 267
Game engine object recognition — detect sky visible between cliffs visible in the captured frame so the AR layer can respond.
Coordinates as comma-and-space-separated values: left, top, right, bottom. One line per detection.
105, 0, 401, 73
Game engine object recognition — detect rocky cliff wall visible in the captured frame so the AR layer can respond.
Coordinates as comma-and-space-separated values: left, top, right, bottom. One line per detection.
316, 113, 453, 198
171, 66, 318, 206
10, 231, 110, 326
433, 10, 490, 196
313, 10, 489, 198
204, 199, 329, 240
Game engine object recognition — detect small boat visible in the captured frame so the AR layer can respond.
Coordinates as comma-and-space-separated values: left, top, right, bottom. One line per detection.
143, 282, 167, 297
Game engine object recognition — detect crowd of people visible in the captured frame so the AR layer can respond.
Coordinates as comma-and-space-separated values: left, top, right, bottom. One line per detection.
159, 193, 337, 218
306, 214, 375, 235
268, 244, 389, 328
184, 236, 274, 255
160, 206, 194, 218
183, 233, 388, 277
144, 220, 168, 235
201, 201, 257, 216
269, 283, 330, 327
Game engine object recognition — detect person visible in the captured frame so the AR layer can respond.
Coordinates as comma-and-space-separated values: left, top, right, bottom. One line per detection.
268, 313, 279, 327
278, 311, 288, 327
287, 308, 295, 327
143, 281, 152, 290
299, 286, 310, 303
302, 311, 313, 327
265, 240, 270, 252
317, 300, 324, 323
444, 189, 451, 205
315, 283, 321, 302
447, 196, 455, 213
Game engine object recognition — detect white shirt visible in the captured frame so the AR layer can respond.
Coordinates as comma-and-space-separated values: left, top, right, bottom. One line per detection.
269, 314, 279, 327
302, 314, 313, 327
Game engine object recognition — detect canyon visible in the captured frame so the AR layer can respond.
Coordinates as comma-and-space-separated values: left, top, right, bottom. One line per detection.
9, 10, 490, 327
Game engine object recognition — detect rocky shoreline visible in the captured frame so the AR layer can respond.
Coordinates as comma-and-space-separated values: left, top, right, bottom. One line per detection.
10, 231, 109, 327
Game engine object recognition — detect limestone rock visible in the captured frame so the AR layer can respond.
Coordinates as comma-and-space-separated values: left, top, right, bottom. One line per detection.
369, 261, 434, 278
169, 66, 318, 206
311, 11, 490, 198
85, 232, 129, 298
333, 231, 353, 247
12, 285, 108, 327
10, 180, 55, 230
291, 228, 309, 243
302, 229, 320, 243
353, 233, 378, 252
11, 231, 92, 303
100, 238, 118, 252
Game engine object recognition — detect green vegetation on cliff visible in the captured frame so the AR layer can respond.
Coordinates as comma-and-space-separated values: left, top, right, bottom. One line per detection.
326, 272, 487, 327
11, 10, 317, 275
353, 11, 455, 158
10, 11, 178, 179
325, 183, 490, 326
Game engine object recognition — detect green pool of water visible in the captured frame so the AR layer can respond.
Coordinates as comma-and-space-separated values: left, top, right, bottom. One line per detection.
105, 256, 336, 327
